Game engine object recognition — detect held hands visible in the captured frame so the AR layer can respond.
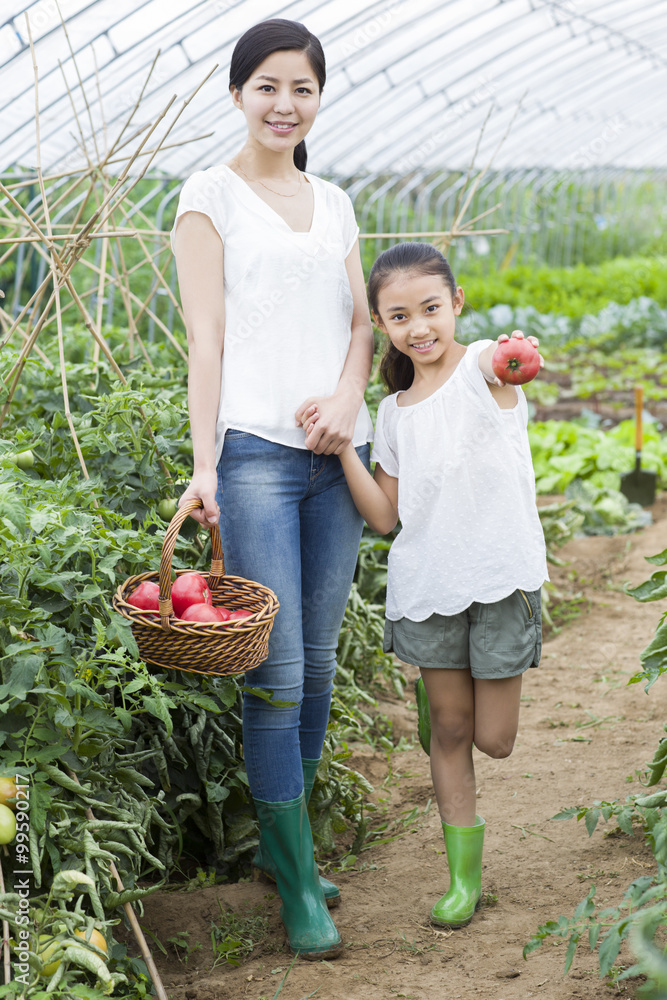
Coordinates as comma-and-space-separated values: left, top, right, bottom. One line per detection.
294, 391, 357, 455
177, 470, 220, 528
490, 329, 544, 388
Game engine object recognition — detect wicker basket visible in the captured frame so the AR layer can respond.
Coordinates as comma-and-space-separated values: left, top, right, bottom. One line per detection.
112, 498, 279, 676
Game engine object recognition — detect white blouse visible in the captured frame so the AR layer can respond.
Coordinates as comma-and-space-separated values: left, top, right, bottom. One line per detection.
171, 164, 374, 464
371, 340, 549, 620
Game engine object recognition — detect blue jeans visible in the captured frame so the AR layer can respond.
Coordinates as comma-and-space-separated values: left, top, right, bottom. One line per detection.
216, 430, 371, 801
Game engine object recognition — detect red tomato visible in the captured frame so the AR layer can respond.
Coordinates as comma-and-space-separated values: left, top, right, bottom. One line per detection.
226, 609, 253, 622
171, 572, 212, 618
179, 603, 227, 623
491, 338, 540, 385
128, 581, 160, 611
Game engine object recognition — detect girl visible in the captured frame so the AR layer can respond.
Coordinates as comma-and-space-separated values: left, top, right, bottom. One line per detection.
303, 242, 548, 928
171, 19, 374, 959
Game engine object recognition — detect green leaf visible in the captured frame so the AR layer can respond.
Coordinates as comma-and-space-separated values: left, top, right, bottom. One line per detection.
564, 933, 579, 974
598, 927, 622, 977
584, 809, 601, 836
551, 807, 580, 821
0, 656, 43, 700
627, 571, 667, 603
241, 685, 298, 708
52, 869, 95, 894
143, 695, 175, 738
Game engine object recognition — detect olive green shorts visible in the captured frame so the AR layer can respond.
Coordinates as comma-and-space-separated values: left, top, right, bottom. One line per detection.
383, 588, 542, 679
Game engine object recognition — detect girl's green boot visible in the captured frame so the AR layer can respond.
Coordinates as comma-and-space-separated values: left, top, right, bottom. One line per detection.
253, 793, 343, 959
253, 758, 340, 906
414, 677, 431, 755
431, 815, 485, 928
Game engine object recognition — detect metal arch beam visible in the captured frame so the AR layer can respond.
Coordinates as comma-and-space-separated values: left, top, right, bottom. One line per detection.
0, 0, 311, 157
4, 1, 667, 177
318, 7, 667, 174
2, 0, 400, 174
324, 38, 667, 176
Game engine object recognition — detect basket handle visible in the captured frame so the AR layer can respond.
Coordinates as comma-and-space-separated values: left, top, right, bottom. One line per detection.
157, 499, 225, 628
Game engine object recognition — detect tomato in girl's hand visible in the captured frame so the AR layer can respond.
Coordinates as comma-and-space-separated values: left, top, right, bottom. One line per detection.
171, 572, 212, 617
492, 338, 540, 385
127, 580, 160, 611
179, 603, 228, 623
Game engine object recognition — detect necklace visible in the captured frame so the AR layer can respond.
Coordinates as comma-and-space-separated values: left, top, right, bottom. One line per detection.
232, 160, 303, 198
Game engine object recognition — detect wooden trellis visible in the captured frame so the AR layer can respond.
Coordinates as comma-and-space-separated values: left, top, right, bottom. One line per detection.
0, 9, 516, 484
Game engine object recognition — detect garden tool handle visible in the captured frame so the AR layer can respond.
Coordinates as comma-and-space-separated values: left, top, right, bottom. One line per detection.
634, 386, 643, 454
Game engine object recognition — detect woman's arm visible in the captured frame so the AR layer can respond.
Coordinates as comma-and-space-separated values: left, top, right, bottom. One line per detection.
173, 211, 225, 527
294, 237, 374, 455
337, 444, 399, 535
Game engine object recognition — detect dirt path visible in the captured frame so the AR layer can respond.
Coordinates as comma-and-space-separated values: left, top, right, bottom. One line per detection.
141, 494, 667, 1000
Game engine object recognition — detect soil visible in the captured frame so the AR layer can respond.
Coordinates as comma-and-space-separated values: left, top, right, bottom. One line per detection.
136, 493, 667, 1000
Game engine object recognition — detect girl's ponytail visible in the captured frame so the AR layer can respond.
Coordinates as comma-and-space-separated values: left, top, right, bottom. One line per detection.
379, 343, 415, 395
369, 242, 458, 394
293, 140, 307, 171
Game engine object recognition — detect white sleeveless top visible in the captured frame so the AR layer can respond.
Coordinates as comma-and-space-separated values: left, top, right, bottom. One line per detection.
170, 164, 374, 464
371, 340, 548, 620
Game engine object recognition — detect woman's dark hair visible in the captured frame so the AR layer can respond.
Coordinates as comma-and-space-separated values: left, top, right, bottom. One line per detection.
229, 18, 326, 171
369, 242, 458, 394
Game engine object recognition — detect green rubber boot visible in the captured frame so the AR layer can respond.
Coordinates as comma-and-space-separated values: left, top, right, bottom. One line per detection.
431, 815, 485, 928
253, 793, 343, 959
253, 758, 340, 907
414, 677, 431, 756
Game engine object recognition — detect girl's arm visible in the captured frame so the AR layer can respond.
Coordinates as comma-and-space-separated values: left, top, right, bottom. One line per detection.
173, 211, 225, 527
294, 238, 374, 455
337, 444, 399, 535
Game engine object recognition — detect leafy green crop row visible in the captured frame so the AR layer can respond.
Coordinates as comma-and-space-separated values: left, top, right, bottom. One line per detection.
529, 419, 667, 495
457, 256, 667, 317
0, 336, 402, 997
458, 295, 667, 351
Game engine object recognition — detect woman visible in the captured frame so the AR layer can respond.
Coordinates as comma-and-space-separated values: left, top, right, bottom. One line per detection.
171, 18, 374, 959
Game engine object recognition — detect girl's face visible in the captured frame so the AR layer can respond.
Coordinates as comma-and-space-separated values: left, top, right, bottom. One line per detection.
230, 50, 321, 156
373, 271, 465, 369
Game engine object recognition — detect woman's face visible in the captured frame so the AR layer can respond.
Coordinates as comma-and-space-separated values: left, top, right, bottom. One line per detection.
231, 50, 321, 156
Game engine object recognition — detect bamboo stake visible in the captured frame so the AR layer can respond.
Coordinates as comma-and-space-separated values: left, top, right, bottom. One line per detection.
360, 228, 508, 239
0, 229, 137, 244
25, 11, 92, 484
66, 771, 169, 1000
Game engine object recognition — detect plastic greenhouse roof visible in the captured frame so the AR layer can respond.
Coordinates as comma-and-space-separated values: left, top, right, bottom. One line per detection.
2, 0, 667, 178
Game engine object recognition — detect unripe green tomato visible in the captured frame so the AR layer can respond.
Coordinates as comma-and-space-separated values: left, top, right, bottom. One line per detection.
0, 803, 16, 844
158, 498, 178, 521
14, 450, 35, 470
37, 935, 62, 977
